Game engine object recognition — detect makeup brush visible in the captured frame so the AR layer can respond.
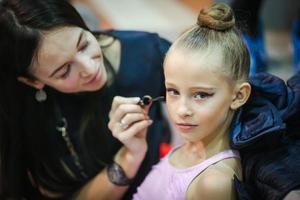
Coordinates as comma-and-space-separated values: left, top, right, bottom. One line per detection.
138, 95, 165, 107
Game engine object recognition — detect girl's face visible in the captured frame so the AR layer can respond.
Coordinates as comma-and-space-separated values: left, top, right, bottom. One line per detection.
28, 26, 107, 93
164, 48, 236, 142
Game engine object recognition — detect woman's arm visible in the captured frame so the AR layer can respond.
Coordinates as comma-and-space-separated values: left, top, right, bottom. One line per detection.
73, 96, 152, 200
72, 147, 144, 200
30, 146, 146, 200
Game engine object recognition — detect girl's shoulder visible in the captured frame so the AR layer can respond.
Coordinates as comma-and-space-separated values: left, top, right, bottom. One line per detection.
186, 156, 241, 200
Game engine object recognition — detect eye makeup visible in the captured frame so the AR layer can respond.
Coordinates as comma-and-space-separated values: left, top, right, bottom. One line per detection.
79, 40, 90, 52
138, 95, 165, 107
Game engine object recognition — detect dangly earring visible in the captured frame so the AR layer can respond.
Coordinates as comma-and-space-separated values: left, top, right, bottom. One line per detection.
35, 88, 47, 102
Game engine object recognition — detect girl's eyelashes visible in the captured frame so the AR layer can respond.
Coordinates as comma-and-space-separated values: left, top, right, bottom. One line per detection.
194, 92, 214, 99
166, 88, 213, 99
166, 88, 179, 96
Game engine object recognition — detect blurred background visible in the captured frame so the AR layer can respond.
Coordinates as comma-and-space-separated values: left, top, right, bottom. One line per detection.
71, 0, 300, 80
70, 0, 300, 145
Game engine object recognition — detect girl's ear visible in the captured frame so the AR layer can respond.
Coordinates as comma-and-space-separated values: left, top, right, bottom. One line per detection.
230, 82, 251, 110
17, 76, 45, 90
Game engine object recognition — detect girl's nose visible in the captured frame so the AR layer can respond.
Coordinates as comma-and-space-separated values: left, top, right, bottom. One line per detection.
177, 98, 193, 118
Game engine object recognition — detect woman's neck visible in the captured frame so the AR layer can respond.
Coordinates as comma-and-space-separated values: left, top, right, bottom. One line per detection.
96, 34, 121, 72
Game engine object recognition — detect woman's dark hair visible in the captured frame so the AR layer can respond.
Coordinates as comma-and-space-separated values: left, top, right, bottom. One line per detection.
0, 0, 114, 198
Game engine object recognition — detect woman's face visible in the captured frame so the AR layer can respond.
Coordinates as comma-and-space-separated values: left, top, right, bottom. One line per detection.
164, 48, 235, 143
29, 26, 107, 93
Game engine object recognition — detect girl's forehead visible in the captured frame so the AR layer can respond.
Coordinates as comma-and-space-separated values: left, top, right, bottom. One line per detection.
166, 47, 225, 71
164, 47, 233, 86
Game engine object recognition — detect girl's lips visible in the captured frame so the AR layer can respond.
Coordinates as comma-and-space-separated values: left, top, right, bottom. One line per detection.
175, 123, 198, 132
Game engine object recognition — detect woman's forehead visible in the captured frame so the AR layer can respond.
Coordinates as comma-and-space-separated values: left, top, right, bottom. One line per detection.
34, 27, 82, 68
40, 27, 82, 53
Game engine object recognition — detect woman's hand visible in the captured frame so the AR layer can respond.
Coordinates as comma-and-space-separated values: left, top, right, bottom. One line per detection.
72, 96, 152, 200
108, 96, 153, 159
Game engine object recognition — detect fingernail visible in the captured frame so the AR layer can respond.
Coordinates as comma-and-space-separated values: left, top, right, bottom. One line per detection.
136, 97, 141, 101
148, 120, 153, 125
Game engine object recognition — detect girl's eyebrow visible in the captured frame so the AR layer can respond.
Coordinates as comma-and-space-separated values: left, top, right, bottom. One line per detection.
190, 86, 216, 91
165, 82, 177, 87
48, 30, 84, 78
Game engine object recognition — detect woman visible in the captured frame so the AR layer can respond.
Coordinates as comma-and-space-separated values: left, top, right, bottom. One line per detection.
0, 0, 170, 199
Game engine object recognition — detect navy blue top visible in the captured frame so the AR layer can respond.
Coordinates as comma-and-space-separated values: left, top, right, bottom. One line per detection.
105, 30, 171, 199
51, 30, 171, 199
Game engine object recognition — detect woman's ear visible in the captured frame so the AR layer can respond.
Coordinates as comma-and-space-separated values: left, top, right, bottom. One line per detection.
230, 82, 251, 110
17, 76, 45, 90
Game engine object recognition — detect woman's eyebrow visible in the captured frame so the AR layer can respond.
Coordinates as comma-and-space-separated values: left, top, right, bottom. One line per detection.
48, 63, 67, 78
48, 30, 84, 78
76, 30, 84, 48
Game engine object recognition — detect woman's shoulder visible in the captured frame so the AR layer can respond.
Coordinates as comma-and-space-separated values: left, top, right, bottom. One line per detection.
93, 30, 170, 61
187, 158, 240, 200
93, 29, 164, 42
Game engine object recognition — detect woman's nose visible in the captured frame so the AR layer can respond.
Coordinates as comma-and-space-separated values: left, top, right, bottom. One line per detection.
77, 55, 96, 78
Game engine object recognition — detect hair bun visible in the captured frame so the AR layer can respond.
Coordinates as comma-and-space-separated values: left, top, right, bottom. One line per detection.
197, 3, 235, 31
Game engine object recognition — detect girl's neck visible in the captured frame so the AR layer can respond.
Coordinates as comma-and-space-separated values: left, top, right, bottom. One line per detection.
185, 110, 235, 159
169, 131, 231, 169
183, 126, 231, 160
169, 112, 234, 168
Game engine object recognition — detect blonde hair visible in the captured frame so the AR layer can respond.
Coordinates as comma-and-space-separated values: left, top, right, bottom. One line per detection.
169, 3, 250, 82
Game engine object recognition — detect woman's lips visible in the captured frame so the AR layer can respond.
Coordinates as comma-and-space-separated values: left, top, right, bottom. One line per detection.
86, 64, 102, 85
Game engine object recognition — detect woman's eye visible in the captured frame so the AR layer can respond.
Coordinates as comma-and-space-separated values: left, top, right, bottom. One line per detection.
194, 92, 213, 99
166, 88, 179, 96
79, 41, 90, 52
60, 64, 71, 79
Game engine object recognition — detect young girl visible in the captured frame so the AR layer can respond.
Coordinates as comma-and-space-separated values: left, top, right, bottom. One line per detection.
133, 3, 251, 199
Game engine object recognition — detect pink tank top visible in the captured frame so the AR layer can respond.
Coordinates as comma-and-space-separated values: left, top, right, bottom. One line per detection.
133, 149, 240, 200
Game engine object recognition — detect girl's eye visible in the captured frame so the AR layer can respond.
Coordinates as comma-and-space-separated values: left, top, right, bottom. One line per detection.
79, 41, 90, 52
166, 88, 179, 96
194, 92, 213, 99
59, 64, 72, 79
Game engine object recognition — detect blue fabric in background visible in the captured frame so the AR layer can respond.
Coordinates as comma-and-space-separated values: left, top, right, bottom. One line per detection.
231, 72, 300, 200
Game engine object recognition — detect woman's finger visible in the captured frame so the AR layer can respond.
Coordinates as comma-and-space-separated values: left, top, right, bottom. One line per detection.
108, 104, 145, 130
121, 113, 149, 127
116, 119, 153, 142
110, 96, 140, 114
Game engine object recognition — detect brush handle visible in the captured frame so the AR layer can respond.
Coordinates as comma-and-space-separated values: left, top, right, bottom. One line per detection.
137, 95, 165, 107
